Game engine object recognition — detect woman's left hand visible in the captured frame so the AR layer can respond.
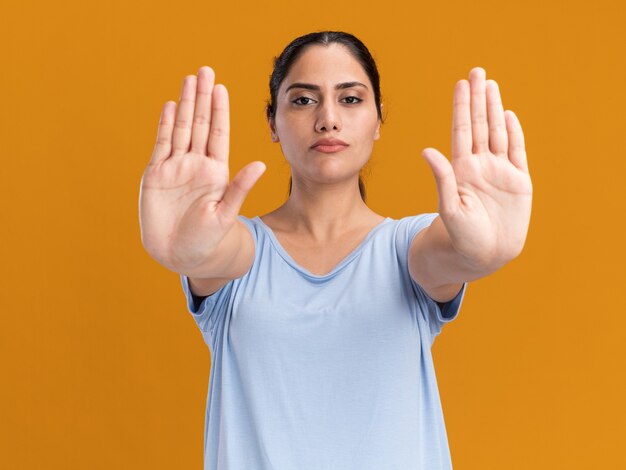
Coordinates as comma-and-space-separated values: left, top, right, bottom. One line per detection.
421, 67, 533, 267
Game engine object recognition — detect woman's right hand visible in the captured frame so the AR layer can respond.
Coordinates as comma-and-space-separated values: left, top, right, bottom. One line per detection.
138, 66, 266, 272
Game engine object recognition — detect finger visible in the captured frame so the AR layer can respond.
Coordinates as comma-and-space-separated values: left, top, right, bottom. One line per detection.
421, 148, 460, 216
171, 75, 197, 157
451, 80, 472, 159
469, 67, 489, 154
207, 84, 230, 163
486, 80, 509, 156
190, 66, 215, 155
150, 100, 176, 165
505, 110, 529, 173
218, 161, 267, 221
486, 80, 508, 156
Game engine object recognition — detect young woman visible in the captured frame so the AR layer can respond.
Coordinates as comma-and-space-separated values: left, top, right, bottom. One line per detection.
139, 31, 532, 470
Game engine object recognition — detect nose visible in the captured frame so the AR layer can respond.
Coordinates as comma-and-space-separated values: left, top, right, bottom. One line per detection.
315, 101, 341, 133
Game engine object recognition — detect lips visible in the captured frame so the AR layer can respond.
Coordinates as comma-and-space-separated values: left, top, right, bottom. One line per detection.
311, 138, 349, 153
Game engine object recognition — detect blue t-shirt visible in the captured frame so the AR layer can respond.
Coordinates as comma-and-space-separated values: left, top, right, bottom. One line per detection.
180, 213, 467, 470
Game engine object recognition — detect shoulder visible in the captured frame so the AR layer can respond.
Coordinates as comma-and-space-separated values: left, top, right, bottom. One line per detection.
390, 213, 440, 247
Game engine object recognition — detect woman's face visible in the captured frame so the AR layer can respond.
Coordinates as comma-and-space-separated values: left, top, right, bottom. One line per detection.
270, 43, 381, 188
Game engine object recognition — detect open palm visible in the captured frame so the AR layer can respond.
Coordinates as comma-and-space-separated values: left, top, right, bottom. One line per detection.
422, 67, 533, 265
139, 66, 265, 271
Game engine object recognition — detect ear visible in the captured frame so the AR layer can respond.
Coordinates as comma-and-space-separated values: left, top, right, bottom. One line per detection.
374, 104, 383, 140
269, 117, 280, 142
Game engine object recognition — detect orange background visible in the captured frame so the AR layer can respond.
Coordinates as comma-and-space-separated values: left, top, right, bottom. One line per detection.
2, 0, 625, 468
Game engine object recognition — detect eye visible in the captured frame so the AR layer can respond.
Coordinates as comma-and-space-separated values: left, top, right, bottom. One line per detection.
342, 96, 362, 104
292, 96, 316, 106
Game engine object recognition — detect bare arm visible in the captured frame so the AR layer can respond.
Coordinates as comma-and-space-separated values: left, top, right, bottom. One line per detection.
408, 216, 495, 303
413, 67, 532, 303
185, 218, 255, 297
138, 66, 265, 300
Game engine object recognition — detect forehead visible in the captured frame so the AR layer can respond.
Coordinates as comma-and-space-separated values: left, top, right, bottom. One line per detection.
280, 43, 372, 92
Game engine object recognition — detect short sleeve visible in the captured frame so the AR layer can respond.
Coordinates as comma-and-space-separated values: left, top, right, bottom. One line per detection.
398, 212, 468, 343
411, 278, 467, 342
178, 215, 258, 335
180, 274, 233, 334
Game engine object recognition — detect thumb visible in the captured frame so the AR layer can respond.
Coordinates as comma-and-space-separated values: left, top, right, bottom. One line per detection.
218, 161, 267, 221
421, 148, 459, 215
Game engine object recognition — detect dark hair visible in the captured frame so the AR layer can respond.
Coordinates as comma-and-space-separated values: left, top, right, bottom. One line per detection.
266, 31, 384, 203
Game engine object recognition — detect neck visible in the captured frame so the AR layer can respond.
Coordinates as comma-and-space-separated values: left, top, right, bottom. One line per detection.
277, 176, 376, 243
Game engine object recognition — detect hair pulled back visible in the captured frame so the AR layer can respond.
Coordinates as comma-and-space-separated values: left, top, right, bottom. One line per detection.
266, 31, 384, 203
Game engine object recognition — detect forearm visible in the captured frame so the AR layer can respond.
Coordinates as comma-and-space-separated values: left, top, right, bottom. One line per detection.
411, 216, 511, 290
171, 219, 247, 279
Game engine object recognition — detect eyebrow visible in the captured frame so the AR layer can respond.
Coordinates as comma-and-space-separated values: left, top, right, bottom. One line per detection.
284, 81, 369, 93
